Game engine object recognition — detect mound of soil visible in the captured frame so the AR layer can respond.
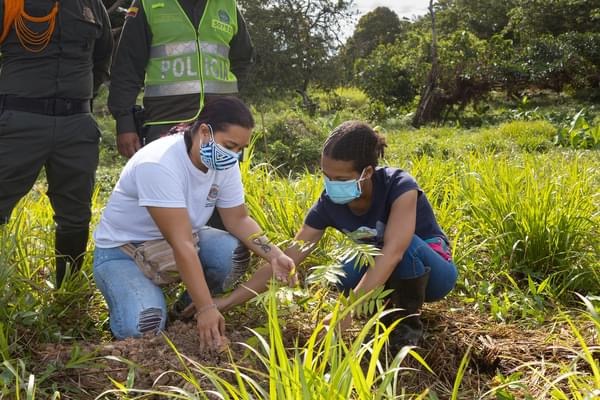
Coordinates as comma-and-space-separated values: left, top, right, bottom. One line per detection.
34, 316, 259, 398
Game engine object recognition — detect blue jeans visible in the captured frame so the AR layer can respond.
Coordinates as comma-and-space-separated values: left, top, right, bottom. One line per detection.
338, 235, 458, 302
93, 227, 240, 339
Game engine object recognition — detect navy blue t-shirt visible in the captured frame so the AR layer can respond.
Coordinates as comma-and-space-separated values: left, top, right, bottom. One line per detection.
305, 167, 447, 247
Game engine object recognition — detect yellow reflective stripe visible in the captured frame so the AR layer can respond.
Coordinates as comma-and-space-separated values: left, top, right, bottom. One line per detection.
150, 41, 229, 59
145, 80, 238, 97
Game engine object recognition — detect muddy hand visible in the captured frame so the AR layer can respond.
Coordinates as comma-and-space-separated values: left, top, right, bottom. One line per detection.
323, 311, 352, 334
217, 335, 231, 353
196, 306, 226, 352
271, 254, 297, 286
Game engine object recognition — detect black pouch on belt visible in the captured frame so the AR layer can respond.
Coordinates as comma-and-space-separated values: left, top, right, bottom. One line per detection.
132, 105, 148, 146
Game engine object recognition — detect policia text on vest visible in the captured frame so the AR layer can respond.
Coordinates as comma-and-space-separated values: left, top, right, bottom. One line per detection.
108, 0, 254, 156
143, 0, 239, 116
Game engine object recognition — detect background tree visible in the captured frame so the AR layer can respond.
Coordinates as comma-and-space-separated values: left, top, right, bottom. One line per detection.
338, 7, 406, 82
505, 0, 600, 39
412, 0, 441, 127
434, 0, 517, 39
354, 32, 426, 108
503, 0, 600, 93
238, 0, 355, 107
359, 0, 600, 125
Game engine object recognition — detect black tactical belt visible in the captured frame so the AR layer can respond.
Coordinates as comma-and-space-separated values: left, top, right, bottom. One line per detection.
0, 95, 91, 116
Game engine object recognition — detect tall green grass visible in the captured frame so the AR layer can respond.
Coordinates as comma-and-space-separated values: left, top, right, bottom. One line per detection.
0, 192, 101, 398
99, 284, 433, 400
383, 125, 598, 316
460, 153, 598, 293
1, 119, 598, 397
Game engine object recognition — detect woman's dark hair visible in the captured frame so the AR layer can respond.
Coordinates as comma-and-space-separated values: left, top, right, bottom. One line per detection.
322, 121, 387, 172
171, 96, 254, 150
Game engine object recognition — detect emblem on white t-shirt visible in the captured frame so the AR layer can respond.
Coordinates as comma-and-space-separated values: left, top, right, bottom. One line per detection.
206, 184, 219, 207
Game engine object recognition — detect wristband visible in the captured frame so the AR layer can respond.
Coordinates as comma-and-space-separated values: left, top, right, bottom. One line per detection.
195, 303, 217, 317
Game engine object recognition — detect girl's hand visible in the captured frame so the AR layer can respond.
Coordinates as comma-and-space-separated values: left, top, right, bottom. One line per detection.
270, 254, 298, 286
323, 311, 353, 333
196, 305, 226, 352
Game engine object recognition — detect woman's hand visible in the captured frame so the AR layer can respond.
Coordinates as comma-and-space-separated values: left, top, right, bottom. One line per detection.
213, 296, 231, 313
270, 254, 298, 286
323, 311, 353, 333
196, 305, 227, 352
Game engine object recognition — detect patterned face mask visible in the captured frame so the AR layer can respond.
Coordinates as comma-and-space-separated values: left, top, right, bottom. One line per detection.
199, 124, 241, 171
323, 169, 366, 204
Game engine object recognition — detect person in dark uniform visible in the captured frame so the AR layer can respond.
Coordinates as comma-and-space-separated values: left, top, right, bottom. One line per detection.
0, 0, 113, 288
108, 0, 254, 156
107, 0, 254, 313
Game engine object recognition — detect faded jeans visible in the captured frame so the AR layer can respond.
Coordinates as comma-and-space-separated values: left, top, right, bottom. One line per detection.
338, 235, 458, 302
93, 227, 239, 339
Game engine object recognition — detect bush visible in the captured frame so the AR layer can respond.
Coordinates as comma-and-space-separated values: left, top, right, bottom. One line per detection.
313, 87, 369, 114
554, 109, 600, 150
354, 40, 420, 108
251, 112, 328, 174
333, 87, 368, 110
497, 120, 557, 140
497, 120, 557, 152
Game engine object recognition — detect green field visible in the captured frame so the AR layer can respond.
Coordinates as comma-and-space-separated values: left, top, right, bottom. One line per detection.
0, 89, 599, 399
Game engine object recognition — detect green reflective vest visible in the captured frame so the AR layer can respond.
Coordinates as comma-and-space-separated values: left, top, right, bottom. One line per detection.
142, 0, 238, 124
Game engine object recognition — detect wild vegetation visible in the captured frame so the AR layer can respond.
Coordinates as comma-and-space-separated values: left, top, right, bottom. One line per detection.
1, 0, 599, 398
104, 0, 600, 123
1, 86, 599, 398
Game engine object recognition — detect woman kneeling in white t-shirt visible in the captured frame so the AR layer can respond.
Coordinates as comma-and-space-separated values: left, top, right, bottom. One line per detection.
93, 97, 295, 350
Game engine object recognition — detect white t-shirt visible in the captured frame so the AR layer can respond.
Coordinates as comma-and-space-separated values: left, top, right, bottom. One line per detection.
94, 135, 244, 248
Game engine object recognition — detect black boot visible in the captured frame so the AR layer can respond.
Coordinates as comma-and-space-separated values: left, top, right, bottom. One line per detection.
55, 229, 89, 288
383, 267, 431, 349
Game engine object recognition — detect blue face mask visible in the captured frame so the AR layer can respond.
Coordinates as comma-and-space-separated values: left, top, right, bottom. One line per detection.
200, 124, 241, 171
324, 169, 366, 204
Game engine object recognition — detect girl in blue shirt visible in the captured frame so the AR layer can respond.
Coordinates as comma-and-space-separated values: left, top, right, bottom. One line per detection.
216, 121, 458, 347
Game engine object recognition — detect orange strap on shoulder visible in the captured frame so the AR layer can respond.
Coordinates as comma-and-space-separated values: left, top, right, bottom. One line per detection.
1, 0, 59, 52
0, 0, 22, 43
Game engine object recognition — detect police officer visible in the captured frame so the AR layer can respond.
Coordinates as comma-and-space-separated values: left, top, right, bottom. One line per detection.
108, 0, 254, 156
107, 0, 254, 313
0, 0, 113, 287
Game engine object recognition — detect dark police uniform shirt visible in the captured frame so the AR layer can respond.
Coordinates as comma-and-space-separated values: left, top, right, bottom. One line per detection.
0, 0, 113, 99
305, 167, 447, 247
108, 0, 254, 135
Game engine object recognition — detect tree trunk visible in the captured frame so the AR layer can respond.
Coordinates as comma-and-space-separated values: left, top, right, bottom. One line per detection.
412, 0, 444, 127
296, 78, 317, 116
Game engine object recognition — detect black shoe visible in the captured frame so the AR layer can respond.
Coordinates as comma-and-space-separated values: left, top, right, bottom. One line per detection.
170, 290, 195, 321
387, 319, 423, 350
55, 229, 89, 288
